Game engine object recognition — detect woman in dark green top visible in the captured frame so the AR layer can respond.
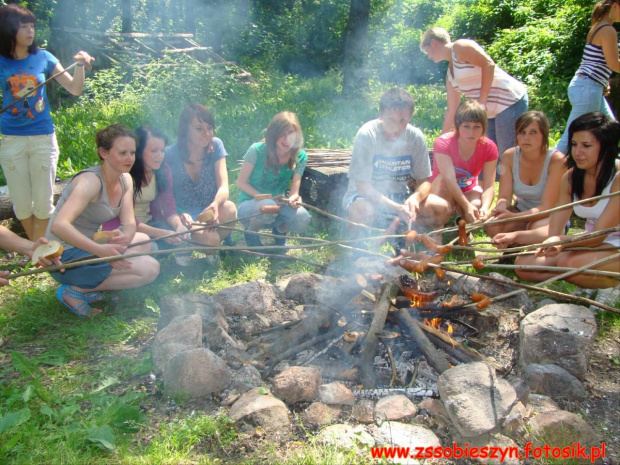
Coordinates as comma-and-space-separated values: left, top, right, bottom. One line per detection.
236, 111, 310, 248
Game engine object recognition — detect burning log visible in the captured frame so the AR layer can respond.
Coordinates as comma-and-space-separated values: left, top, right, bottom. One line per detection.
395, 308, 451, 374
356, 282, 399, 389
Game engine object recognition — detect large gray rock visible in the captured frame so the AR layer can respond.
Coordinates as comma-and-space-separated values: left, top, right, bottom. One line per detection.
164, 348, 231, 398
271, 366, 322, 405
527, 410, 599, 448
437, 362, 517, 437
352, 399, 375, 424
284, 273, 341, 305
229, 365, 263, 393
519, 304, 597, 380
374, 395, 417, 422
302, 402, 340, 429
521, 364, 587, 401
373, 422, 441, 448
525, 394, 560, 416
453, 433, 521, 465
317, 382, 355, 406
151, 314, 202, 371
211, 281, 279, 317
228, 387, 291, 438
158, 293, 227, 332
317, 424, 375, 450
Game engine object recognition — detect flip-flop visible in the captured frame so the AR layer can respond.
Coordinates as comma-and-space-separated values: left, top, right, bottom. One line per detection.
56, 285, 97, 318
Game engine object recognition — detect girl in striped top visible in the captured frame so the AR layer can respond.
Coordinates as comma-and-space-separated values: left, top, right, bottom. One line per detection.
555, 0, 620, 155
420, 27, 528, 160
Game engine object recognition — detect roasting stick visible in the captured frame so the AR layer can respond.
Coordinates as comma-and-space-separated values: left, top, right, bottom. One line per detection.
483, 263, 620, 279
4, 234, 396, 280
418, 255, 620, 314
0, 62, 80, 114
431, 190, 620, 236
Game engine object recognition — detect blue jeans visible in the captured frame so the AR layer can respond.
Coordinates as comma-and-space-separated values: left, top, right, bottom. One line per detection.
237, 199, 311, 234
555, 74, 615, 155
486, 94, 529, 163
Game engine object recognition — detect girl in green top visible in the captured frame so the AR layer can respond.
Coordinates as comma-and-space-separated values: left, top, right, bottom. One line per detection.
236, 111, 311, 248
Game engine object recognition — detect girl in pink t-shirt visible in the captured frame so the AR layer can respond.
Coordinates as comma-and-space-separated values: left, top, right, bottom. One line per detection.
418, 100, 498, 230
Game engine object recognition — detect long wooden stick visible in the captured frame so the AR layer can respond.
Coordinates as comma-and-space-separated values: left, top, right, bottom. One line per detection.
484, 263, 620, 279
0, 62, 79, 114
430, 256, 620, 314
432, 190, 620, 235
356, 282, 399, 389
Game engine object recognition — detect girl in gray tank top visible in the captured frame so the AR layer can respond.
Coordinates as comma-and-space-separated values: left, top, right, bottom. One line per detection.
45, 124, 160, 318
486, 111, 566, 248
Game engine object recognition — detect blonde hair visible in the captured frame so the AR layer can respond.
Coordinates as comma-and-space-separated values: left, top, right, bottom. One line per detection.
454, 100, 488, 135
265, 111, 303, 171
420, 27, 451, 52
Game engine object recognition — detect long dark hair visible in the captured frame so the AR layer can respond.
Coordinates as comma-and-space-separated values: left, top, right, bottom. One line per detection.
566, 112, 620, 199
176, 104, 215, 163
0, 4, 38, 58
131, 126, 169, 199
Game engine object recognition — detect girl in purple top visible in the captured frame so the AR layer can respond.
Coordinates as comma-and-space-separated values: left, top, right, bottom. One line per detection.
103, 126, 188, 245
0, 4, 93, 241
166, 104, 237, 246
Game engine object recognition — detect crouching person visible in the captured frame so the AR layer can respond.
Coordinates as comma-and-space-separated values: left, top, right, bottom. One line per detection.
342, 88, 431, 249
236, 111, 311, 250
46, 124, 160, 317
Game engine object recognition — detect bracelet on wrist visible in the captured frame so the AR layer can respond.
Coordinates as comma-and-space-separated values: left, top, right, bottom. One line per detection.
76, 63, 85, 67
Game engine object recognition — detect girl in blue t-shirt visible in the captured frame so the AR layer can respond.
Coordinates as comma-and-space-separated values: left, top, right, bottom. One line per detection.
0, 4, 93, 241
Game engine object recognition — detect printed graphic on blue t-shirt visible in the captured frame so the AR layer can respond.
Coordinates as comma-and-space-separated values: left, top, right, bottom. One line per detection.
454, 167, 475, 190
372, 154, 412, 183
0, 50, 57, 135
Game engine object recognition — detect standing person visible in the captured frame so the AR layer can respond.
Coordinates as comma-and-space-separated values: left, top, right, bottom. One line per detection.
342, 88, 431, 242
515, 112, 620, 291
236, 111, 311, 248
487, 111, 566, 248
0, 4, 94, 240
420, 27, 528, 160
166, 104, 236, 248
555, 0, 620, 155
102, 126, 188, 246
46, 125, 160, 318
417, 100, 498, 231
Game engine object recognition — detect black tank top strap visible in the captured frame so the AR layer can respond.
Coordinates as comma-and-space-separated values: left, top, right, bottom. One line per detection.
588, 23, 614, 43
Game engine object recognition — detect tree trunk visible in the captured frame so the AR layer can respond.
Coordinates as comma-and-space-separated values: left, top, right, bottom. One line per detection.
121, 0, 133, 33
341, 0, 370, 97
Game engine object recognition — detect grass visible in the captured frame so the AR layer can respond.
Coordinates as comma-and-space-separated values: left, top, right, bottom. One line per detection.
1, 67, 618, 464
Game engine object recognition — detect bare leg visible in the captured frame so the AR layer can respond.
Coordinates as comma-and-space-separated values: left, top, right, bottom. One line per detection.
20, 216, 34, 240
217, 200, 237, 241
31, 216, 49, 241
516, 248, 619, 289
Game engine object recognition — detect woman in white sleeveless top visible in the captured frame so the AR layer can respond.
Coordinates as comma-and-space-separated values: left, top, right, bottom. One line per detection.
486, 111, 566, 248
516, 112, 619, 290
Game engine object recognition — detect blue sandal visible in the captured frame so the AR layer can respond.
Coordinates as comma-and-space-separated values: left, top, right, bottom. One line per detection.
56, 285, 97, 318
82, 291, 104, 303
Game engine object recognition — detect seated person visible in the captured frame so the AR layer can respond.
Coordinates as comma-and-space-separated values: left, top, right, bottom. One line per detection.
236, 111, 311, 248
102, 126, 188, 246
515, 112, 620, 290
342, 88, 431, 243
0, 225, 59, 286
46, 124, 160, 317
166, 104, 237, 247
417, 100, 498, 231
486, 111, 566, 247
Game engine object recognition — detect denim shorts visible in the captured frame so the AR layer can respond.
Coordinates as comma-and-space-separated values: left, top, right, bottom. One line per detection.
50, 247, 113, 289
